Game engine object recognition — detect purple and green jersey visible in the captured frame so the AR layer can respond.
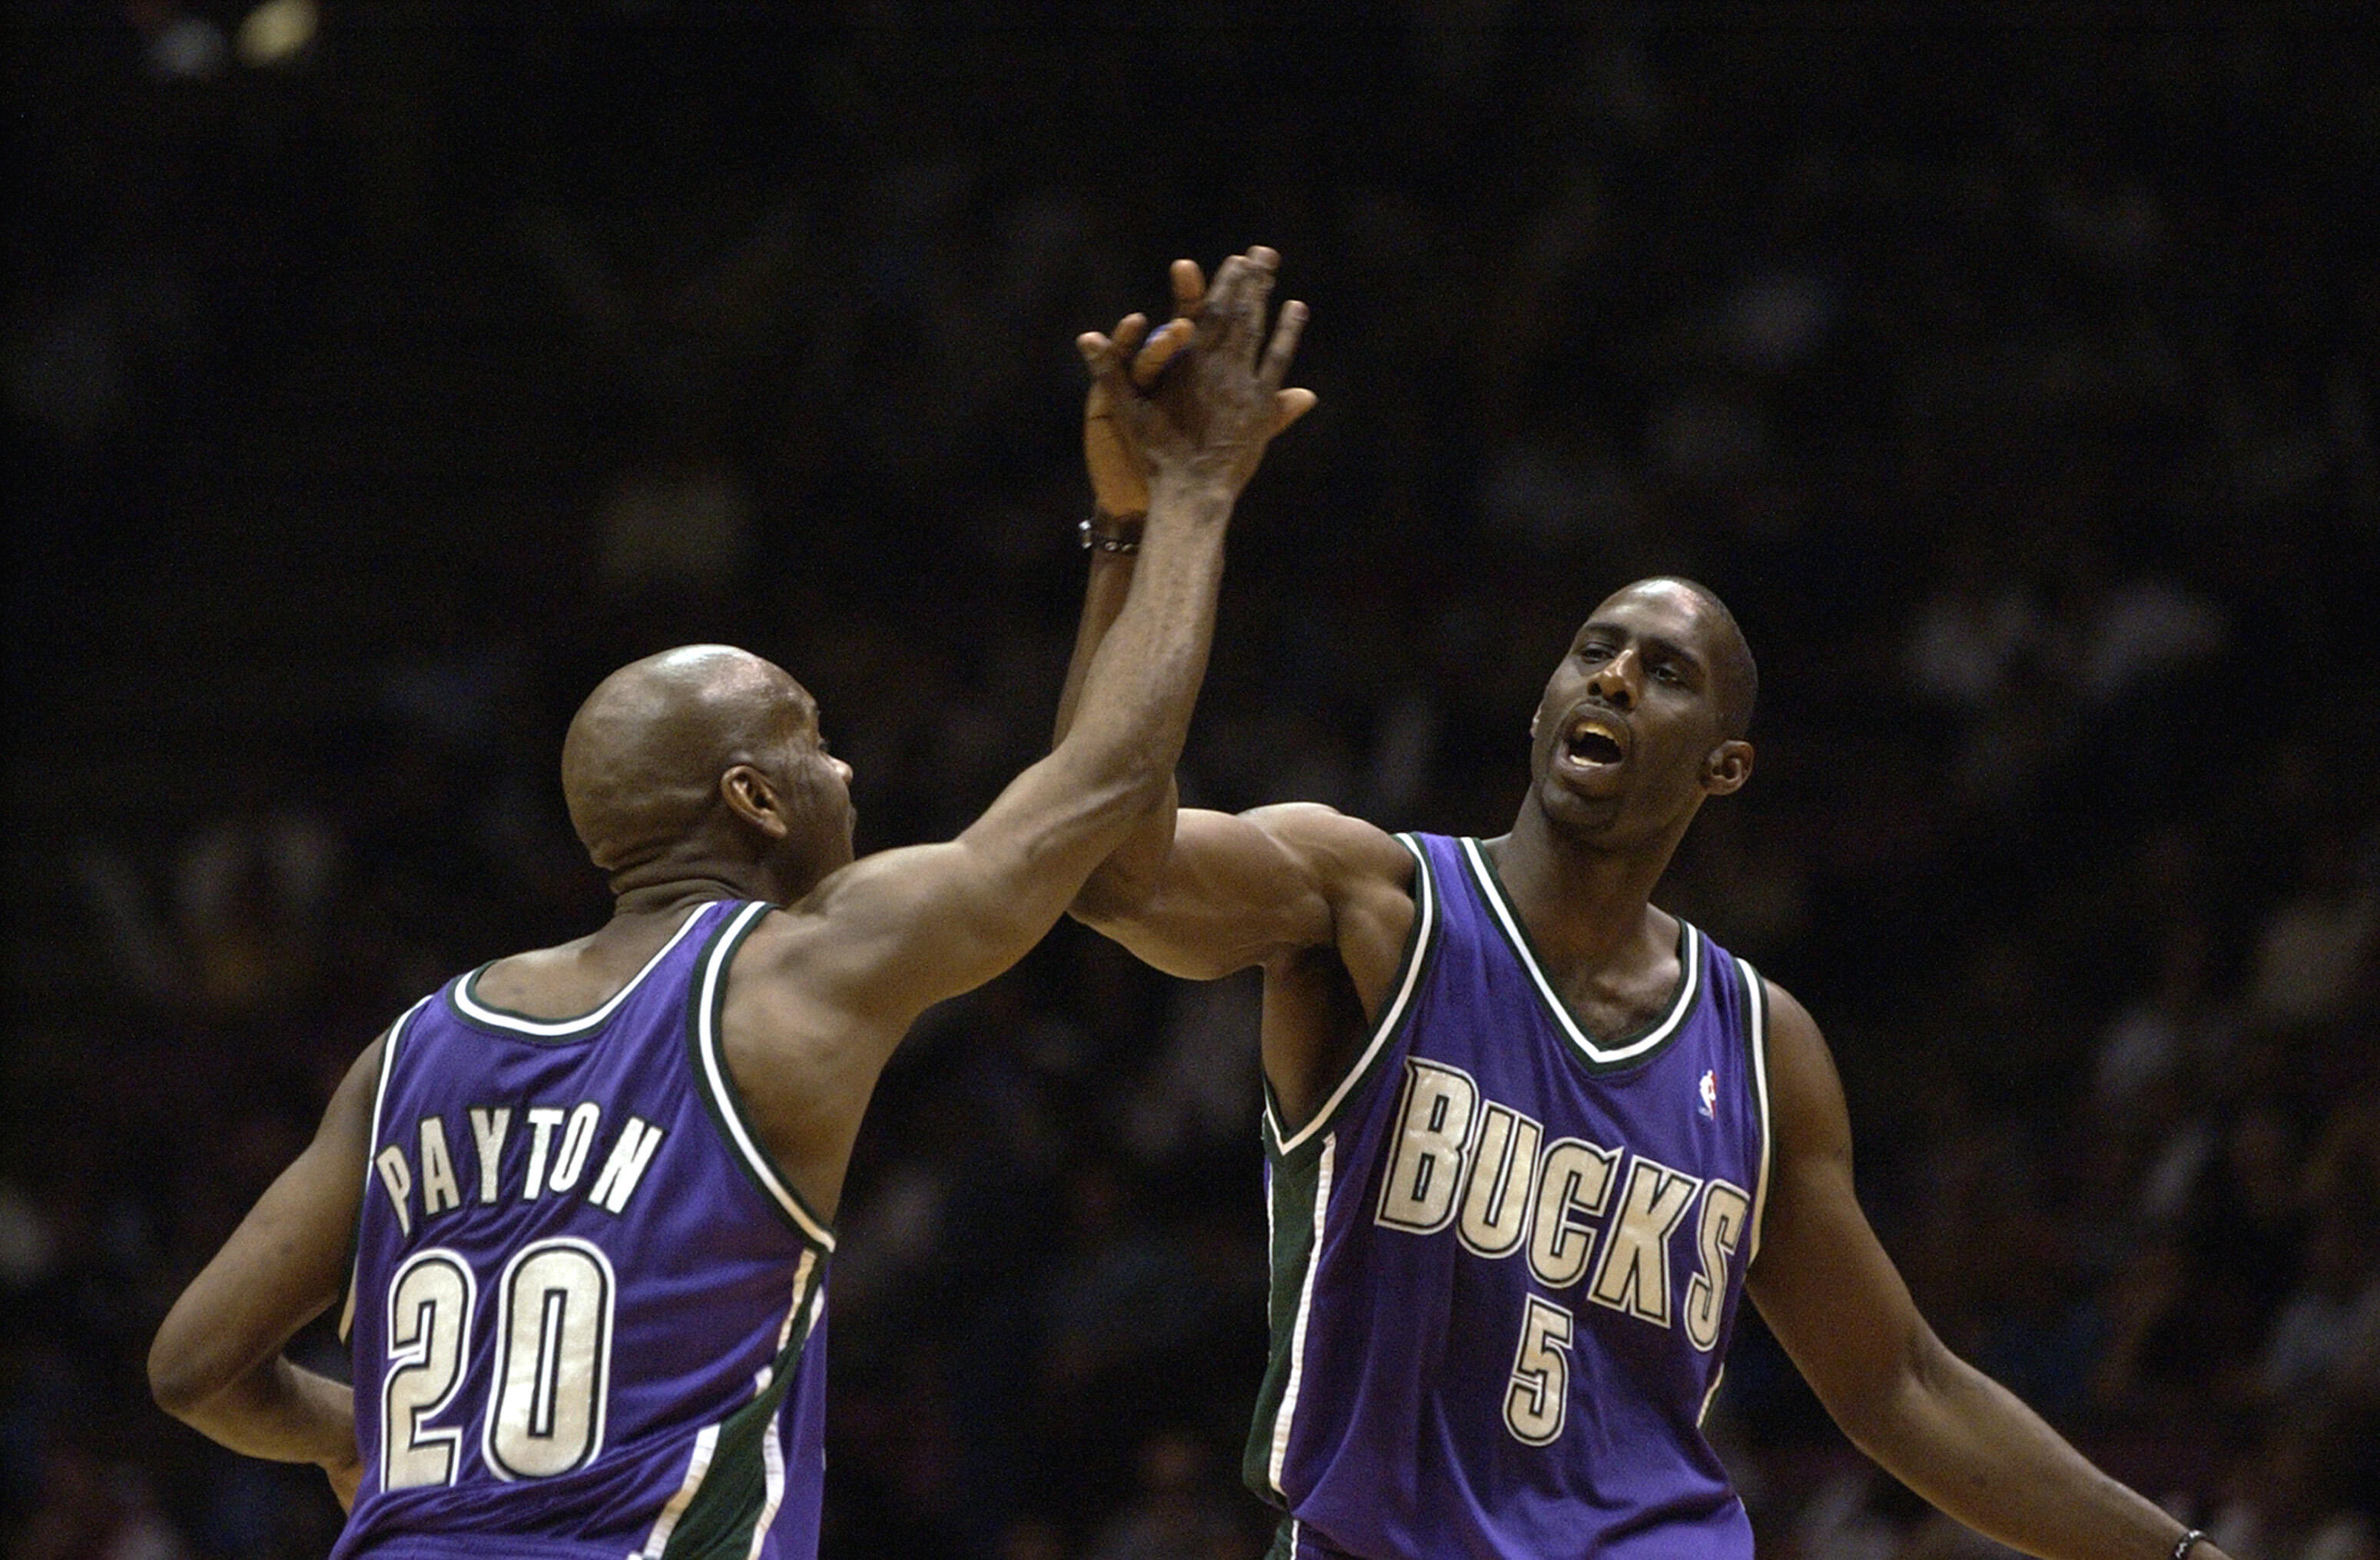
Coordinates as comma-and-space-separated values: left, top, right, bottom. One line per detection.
1249, 834, 1774, 1559
333, 899, 835, 1560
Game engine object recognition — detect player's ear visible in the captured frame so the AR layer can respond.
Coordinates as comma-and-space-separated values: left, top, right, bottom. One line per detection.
1529, 710, 1540, 740
1702, 740, 1753, 796
720, 764, 790, 839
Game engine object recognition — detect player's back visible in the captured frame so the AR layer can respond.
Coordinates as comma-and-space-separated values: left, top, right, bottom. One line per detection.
333, 897, 835, 1560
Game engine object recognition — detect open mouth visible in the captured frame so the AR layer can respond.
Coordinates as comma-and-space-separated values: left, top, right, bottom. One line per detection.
1563, 718, 1626, 766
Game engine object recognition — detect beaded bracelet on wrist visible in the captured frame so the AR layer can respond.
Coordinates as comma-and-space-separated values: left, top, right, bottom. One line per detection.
1079, 514, 1144, 555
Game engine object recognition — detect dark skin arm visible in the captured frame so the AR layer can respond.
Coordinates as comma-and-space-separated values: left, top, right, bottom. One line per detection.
1055, 260, 1430, 1126
721, 250, 1316, 1217
1749, 981, 2229, 1560
1056, 257, 1316, 919
145, 253, 1318, 1503
1066, 272, 2224, 1558
148, 1036, 379, 1510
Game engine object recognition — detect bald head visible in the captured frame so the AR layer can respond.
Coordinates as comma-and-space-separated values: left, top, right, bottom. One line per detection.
1603, 577, 1758, 740
562, 645, 808, 873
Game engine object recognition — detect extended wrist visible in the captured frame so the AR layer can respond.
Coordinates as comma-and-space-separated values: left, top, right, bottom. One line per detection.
1145, 469, 1237, 518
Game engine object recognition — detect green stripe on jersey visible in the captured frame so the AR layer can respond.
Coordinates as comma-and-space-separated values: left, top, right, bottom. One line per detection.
660, 1265, 827, 1558
1245, 1134, 1333, 1502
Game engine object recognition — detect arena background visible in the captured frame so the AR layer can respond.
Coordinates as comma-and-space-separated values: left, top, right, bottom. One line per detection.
7, 5, 2377, 1556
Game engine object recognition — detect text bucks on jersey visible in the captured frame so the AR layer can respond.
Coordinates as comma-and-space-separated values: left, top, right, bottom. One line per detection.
1375, 1056, 1752, 1443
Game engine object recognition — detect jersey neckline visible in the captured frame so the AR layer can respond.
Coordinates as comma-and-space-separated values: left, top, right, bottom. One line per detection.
449, 901, 717, 1040
1457, 835, 1703, 1070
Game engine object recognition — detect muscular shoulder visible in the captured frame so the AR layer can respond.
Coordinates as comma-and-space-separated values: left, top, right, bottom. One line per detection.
719, 893, 877, 1023
1076, 803, 1414, 982
1238, 804, 1419, 1001
1752, 975, 1854, 1169
1237, 803, 1414, 894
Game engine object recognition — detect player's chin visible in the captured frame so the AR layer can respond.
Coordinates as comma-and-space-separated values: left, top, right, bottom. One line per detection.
1536, 775, 1624, 833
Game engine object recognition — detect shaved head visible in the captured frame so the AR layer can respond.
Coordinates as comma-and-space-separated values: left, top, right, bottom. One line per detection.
562, 645, 808, 873
1605, 577, 1756, 740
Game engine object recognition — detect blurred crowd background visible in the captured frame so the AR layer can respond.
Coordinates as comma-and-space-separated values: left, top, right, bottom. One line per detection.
7, 5, 2378, 1558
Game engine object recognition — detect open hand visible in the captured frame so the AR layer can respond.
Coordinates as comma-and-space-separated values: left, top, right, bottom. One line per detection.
1079, 247, 1315, 509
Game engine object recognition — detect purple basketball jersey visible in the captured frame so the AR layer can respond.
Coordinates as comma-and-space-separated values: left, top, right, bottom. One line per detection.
1247, 834, 1774, 1558
333, 899, 835, 1559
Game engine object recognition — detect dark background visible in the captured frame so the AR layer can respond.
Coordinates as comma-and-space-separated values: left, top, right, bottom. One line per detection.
7, 4, 2378, 1557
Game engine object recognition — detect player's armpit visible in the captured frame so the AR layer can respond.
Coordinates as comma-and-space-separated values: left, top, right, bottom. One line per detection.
150, 1035, 376, 1465
1072, 803, 1411, 984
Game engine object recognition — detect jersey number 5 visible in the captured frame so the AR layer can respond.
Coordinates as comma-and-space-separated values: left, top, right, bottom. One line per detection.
1504, 1294, 1574, 1446
382, 1237, 618, 1488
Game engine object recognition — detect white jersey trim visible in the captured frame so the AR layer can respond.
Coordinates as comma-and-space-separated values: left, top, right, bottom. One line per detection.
1697, 1362, 1727, 1428
341, 995, 433, 1345
631, 1422, 719, 1560
451, 903, 711, 1038
1740, 959, 1775, 1262
693, 901, 837, 1250
1268, 1134, 1335, 1498
739, 1344, 787, 1560
1460, 836, 1703, 1067
1266, 833, 1437, 1158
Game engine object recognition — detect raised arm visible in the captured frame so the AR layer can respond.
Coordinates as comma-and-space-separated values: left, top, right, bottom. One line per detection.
1747, 982, 2230, 1560
753, 251, 1312, 1042
1048, 258, 1371, 981
150, 1035, 379, 1510
1054, 257, 1314, 909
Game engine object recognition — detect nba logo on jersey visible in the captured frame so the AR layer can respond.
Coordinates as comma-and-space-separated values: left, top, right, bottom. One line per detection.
1699, 1069, 1718, 1120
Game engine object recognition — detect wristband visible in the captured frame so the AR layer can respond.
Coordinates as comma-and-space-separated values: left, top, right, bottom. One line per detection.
1079, 515, 1143, 555
2171, 1530, 2207, 1560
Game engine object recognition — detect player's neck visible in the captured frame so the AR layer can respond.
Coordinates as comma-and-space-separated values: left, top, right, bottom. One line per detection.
1488, 810, 1679, 971
604, 884, 742, 918
603, 832, 828, 916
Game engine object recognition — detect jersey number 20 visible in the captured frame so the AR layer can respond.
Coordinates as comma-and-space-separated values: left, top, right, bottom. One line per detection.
381, 1237, 617, 1488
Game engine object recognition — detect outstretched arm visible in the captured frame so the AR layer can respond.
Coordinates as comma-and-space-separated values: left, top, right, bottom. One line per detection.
1055, 256, 1355, 966
754, 251, 1313, 1042
151, 1036, 377, 1510
1748, 982, 2229, 1560
1055, 257, 1316, 918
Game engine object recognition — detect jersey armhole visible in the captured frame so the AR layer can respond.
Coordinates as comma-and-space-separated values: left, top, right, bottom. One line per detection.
1738, 958, 1775, 1265
339, 996, 431, 1345
684, 901, 838, 1251
1264, 832, 1439, 1165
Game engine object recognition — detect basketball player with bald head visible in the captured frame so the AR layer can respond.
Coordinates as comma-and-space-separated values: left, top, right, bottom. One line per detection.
1058, 263, 2234, 1560
148, 248, 1315, 1558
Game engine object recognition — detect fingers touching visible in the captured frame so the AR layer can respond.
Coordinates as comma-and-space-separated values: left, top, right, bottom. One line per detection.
1132, 318, 1191, 389
1076, 320, 1139, 410
1081, 245, 1317, 497
1099, 247, 1297, 392
1195, 248, 1280, 367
